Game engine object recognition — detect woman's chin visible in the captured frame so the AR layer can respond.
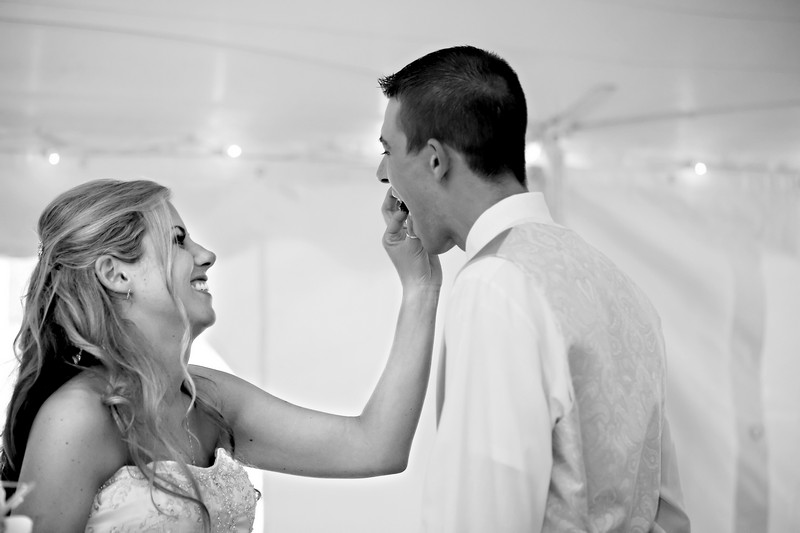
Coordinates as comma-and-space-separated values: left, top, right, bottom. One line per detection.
191, 314, 216, 337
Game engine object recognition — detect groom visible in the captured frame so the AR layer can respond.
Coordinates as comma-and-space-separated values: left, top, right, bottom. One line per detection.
376, 45, 690, 532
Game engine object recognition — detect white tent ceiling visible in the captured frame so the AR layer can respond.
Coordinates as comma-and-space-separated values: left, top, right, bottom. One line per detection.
1, 0, 799, 255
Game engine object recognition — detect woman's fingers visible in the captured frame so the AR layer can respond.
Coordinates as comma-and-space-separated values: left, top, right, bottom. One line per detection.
381, 188, 408, 242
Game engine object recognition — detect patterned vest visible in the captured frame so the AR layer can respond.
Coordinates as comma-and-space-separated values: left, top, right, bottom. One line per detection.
475, 222, 667, 532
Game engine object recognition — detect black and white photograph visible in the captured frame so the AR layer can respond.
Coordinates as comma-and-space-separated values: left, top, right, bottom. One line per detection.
0, 1, 798, 531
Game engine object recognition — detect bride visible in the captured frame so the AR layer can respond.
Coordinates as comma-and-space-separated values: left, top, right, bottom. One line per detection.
1, 178, 441, 532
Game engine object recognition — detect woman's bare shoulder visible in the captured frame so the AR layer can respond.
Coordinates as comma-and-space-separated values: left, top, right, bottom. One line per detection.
15, 372, 128, 530
26, 371, 127, 475
41, 371, 113, 419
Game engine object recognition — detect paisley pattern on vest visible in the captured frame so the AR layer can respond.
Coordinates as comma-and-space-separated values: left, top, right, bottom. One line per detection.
488, 222, 666, 532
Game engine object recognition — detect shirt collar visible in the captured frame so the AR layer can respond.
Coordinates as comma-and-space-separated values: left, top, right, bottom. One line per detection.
465, 192, 556, 260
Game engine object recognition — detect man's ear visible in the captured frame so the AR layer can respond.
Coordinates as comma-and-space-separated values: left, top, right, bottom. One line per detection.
94, 255, 130, 294
427, 139, 450, 183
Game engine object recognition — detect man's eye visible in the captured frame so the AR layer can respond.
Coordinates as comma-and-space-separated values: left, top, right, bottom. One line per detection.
381, 150, 389, 156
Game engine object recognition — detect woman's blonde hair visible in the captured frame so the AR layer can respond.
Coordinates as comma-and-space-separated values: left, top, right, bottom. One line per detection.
1, 179, 231, 528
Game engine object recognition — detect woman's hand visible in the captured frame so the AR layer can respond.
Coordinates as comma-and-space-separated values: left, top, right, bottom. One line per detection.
380, 188, 442, 291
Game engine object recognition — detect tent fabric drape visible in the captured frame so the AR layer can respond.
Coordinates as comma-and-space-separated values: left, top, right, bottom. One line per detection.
562, 175, 800, 533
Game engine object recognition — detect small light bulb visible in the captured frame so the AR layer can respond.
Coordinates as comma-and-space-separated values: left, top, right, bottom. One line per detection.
48, 152, 60, 165
525, 142, 543, 164
226, 144, 242, 158
694, 162, 707, 176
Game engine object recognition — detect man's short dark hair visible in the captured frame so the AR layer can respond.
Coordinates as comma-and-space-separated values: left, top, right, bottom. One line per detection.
378, 45, 527, 185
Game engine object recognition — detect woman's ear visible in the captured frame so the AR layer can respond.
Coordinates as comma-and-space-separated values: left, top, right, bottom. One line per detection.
427, 139, 450, 183
94, 255, 129, 294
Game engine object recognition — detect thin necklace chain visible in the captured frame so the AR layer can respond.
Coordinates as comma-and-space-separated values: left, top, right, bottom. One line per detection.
183, 409, 198, 466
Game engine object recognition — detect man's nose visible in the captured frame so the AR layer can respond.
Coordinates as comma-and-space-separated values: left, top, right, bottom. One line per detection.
376, 159, 389, 184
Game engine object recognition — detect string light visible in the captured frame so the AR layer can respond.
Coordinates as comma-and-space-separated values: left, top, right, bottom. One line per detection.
226, 144, 242, 158
525, 142, 543, 165
694, 162, 707, 175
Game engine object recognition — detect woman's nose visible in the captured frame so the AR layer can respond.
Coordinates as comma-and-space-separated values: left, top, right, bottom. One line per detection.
196, 244, 216, 267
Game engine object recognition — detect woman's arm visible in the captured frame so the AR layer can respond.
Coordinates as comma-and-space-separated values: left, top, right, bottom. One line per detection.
194, 189, 441, 477
193, 285, 438, 477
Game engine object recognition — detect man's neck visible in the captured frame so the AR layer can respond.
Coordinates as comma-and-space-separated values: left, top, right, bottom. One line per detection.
446, 173, 528, 250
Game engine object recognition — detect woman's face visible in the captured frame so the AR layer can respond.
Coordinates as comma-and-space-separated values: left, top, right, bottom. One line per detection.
127, 203, 217, 341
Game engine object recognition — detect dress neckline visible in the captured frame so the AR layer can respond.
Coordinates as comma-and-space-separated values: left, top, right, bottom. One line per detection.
144, 446, 231, 470
98, 447, 234, 491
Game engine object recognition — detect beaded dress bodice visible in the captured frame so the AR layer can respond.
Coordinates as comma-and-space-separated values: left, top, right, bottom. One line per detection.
85, 448, 258, 532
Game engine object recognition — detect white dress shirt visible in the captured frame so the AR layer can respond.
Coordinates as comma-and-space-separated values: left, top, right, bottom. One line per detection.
423, 192, 574, 532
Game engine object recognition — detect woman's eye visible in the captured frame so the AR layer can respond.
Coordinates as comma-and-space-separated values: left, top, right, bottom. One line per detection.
174, 234, 186, 246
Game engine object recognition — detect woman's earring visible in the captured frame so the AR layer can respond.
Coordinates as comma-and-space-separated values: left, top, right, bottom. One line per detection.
126, 288, 132, 301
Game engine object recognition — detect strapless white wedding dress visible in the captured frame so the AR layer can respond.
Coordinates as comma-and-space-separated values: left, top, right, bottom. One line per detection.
85, 448, 258, 532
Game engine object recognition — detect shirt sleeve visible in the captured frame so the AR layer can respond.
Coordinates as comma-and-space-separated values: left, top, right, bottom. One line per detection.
422, 257, 572, 533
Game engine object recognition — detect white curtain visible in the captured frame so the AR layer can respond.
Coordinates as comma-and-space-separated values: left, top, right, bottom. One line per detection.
560, 170, 800, 533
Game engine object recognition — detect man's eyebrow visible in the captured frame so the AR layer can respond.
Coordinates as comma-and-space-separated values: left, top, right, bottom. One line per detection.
379, 136, 389, 147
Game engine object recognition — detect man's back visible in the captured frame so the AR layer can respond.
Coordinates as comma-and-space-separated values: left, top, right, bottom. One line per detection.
492, 221, 679, 531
